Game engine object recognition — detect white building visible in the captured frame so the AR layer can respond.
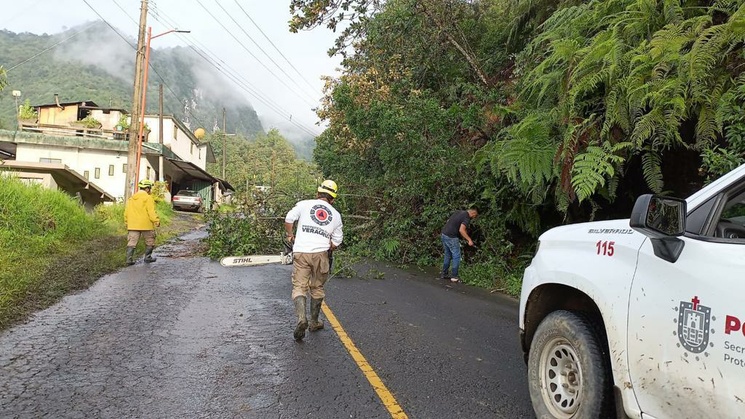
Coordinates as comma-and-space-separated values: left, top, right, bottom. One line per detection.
0, 99, 230, 207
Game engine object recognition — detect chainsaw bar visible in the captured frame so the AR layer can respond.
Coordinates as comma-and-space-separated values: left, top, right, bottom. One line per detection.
220, 239, 294, 267
220, 252, 293, 267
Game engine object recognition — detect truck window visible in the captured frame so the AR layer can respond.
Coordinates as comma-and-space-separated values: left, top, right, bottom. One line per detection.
712, 188, 745, 240
686, 196, 718, 235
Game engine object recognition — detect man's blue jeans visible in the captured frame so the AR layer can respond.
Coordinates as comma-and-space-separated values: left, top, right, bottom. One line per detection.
441, 234, 461, 278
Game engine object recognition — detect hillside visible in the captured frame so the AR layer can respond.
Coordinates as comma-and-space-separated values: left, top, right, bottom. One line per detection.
0, 23, 263, 137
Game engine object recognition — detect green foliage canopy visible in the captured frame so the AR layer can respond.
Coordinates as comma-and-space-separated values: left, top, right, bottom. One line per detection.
295, 0, 745, 289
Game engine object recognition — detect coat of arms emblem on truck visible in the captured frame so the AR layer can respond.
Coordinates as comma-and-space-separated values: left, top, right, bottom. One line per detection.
675, 296, 715, 355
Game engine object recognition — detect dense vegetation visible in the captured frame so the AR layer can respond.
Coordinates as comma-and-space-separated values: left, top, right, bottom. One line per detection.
203, 128, 322, 259
207, 128, 320, 205
0, 24, 263, 137
286, 0, 745, 291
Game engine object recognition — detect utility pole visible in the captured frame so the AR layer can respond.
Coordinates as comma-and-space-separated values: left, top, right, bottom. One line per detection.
12, 90, 21, 129
158, 83, 164, 182
124, 0, 148, 202
222, 107, 226, 179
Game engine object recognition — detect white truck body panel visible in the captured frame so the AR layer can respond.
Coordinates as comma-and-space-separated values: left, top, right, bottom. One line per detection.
628, 236, 745, 418
520, 163, 745, 418
520, 220, 648, 418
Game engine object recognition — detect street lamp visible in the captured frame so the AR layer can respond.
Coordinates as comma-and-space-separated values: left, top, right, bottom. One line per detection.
134, 27, 190, 188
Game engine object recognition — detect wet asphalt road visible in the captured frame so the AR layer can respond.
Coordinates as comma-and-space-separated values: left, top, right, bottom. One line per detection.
0, 228, 534, 419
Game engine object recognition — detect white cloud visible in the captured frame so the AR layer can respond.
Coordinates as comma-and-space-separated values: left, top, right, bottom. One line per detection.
1, 0, 341, 140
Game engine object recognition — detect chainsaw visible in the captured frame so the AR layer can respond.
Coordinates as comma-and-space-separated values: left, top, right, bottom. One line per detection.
220, 239, 294, 267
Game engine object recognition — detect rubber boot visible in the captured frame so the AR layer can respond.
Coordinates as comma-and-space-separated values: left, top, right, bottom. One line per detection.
309, 298, 324, 332
126, 247, 136, 266
144, 246, 157, 263
293, 296, 308, 341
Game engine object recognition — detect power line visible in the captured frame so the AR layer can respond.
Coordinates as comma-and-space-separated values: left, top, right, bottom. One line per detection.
148, 6, 321, 137
193, 0, 318, 108
214, 0, 319, 101
231, 0, 321, 95
6, 21, 100, 72
84, 0, 209, 131
0, 0, 44, 28
81, 0, 137, 49
111, 0, 140, 26
149, 3, 321, 135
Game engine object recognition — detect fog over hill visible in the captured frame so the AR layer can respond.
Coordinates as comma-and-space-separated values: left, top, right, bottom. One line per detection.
0, 22, 320, 152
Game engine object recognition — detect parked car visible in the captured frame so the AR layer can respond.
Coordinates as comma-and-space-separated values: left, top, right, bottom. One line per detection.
519, 163, 745, 418
172, 190, 203, 212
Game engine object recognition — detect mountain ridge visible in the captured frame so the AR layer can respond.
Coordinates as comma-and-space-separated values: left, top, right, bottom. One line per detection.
0, 22, 264, 137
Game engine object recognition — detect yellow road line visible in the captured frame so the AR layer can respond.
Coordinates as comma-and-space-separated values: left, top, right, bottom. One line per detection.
322, 302, 409, 419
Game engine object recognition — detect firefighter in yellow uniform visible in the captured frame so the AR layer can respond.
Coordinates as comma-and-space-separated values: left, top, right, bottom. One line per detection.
124, 179, 160, 265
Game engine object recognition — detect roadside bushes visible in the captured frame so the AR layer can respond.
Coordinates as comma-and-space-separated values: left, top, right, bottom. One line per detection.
0, 176, 106, 322
0, 176, 103, 251
204, 209, 285, 260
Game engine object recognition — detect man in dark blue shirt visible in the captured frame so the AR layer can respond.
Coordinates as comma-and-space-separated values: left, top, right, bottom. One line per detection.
440, 208, 478, 282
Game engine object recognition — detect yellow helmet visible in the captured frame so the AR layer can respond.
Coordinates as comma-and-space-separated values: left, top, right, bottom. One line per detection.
317, 179, 338, 198
138, 179, 155, 189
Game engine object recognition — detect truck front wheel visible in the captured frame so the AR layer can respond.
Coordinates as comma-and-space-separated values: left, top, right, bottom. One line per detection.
527, 310, 612, 419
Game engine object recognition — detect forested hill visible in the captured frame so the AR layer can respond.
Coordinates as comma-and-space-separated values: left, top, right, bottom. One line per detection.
0, 23, 263, 136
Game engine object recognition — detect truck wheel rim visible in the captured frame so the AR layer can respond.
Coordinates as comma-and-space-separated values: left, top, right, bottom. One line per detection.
539, 337, 582, 417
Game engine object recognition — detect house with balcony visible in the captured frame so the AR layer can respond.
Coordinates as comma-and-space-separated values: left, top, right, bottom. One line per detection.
0, 97, 231, 207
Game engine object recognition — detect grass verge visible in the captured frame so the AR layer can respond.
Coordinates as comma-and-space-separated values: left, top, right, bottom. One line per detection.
0, 177, 200, 331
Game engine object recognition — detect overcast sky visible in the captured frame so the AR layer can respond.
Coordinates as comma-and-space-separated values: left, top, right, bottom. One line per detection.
1, 0, 343, 139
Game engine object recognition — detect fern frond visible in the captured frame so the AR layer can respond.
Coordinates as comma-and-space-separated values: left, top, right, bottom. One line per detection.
641, 151, 664, 193
571, 143, 625, 202
695, 105, 720, 149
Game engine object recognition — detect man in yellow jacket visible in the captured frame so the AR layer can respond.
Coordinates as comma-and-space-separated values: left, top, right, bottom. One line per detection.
124, 179, 160, 265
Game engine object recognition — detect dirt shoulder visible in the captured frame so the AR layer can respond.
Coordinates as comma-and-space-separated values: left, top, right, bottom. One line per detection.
0, 212, 205, 331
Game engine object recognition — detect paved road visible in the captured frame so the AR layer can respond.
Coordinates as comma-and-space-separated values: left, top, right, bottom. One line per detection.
0, 228, 534, 418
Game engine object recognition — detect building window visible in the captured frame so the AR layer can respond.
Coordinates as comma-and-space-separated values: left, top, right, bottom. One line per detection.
84, 170, 90, 180
173, 125, 178, 140
123, 163, 127, 173
146, 166, 151, 180
39, 158, 62, 164
190, 142, 194, 154
108, 165, 114, 176
199, 148, 202, 159
94, 168, 100, 179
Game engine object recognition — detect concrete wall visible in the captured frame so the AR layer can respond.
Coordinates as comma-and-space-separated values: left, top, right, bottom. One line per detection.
144, 116, 208, 170
14, 143, 153, 201
90, 109, 126, 131
39, 105, 79, 126
0, 171, 57, 189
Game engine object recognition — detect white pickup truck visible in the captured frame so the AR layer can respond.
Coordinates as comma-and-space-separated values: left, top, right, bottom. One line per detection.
519, 164, 745, 419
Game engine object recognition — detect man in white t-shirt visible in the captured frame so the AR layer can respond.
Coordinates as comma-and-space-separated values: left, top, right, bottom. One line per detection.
284, 179, 343, 341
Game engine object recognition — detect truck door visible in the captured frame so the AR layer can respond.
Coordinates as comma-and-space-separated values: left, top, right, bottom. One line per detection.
628, 187, 745, 418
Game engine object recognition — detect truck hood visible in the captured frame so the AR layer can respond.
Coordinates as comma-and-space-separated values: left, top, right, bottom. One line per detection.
539, 219, 639, 242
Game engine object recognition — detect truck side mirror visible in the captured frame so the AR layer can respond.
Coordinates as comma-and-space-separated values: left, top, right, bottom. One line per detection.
630, 194, 687, 263
630, 194, 687, 238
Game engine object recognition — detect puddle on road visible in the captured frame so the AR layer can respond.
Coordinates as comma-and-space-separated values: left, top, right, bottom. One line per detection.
157, 227, 209, 259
